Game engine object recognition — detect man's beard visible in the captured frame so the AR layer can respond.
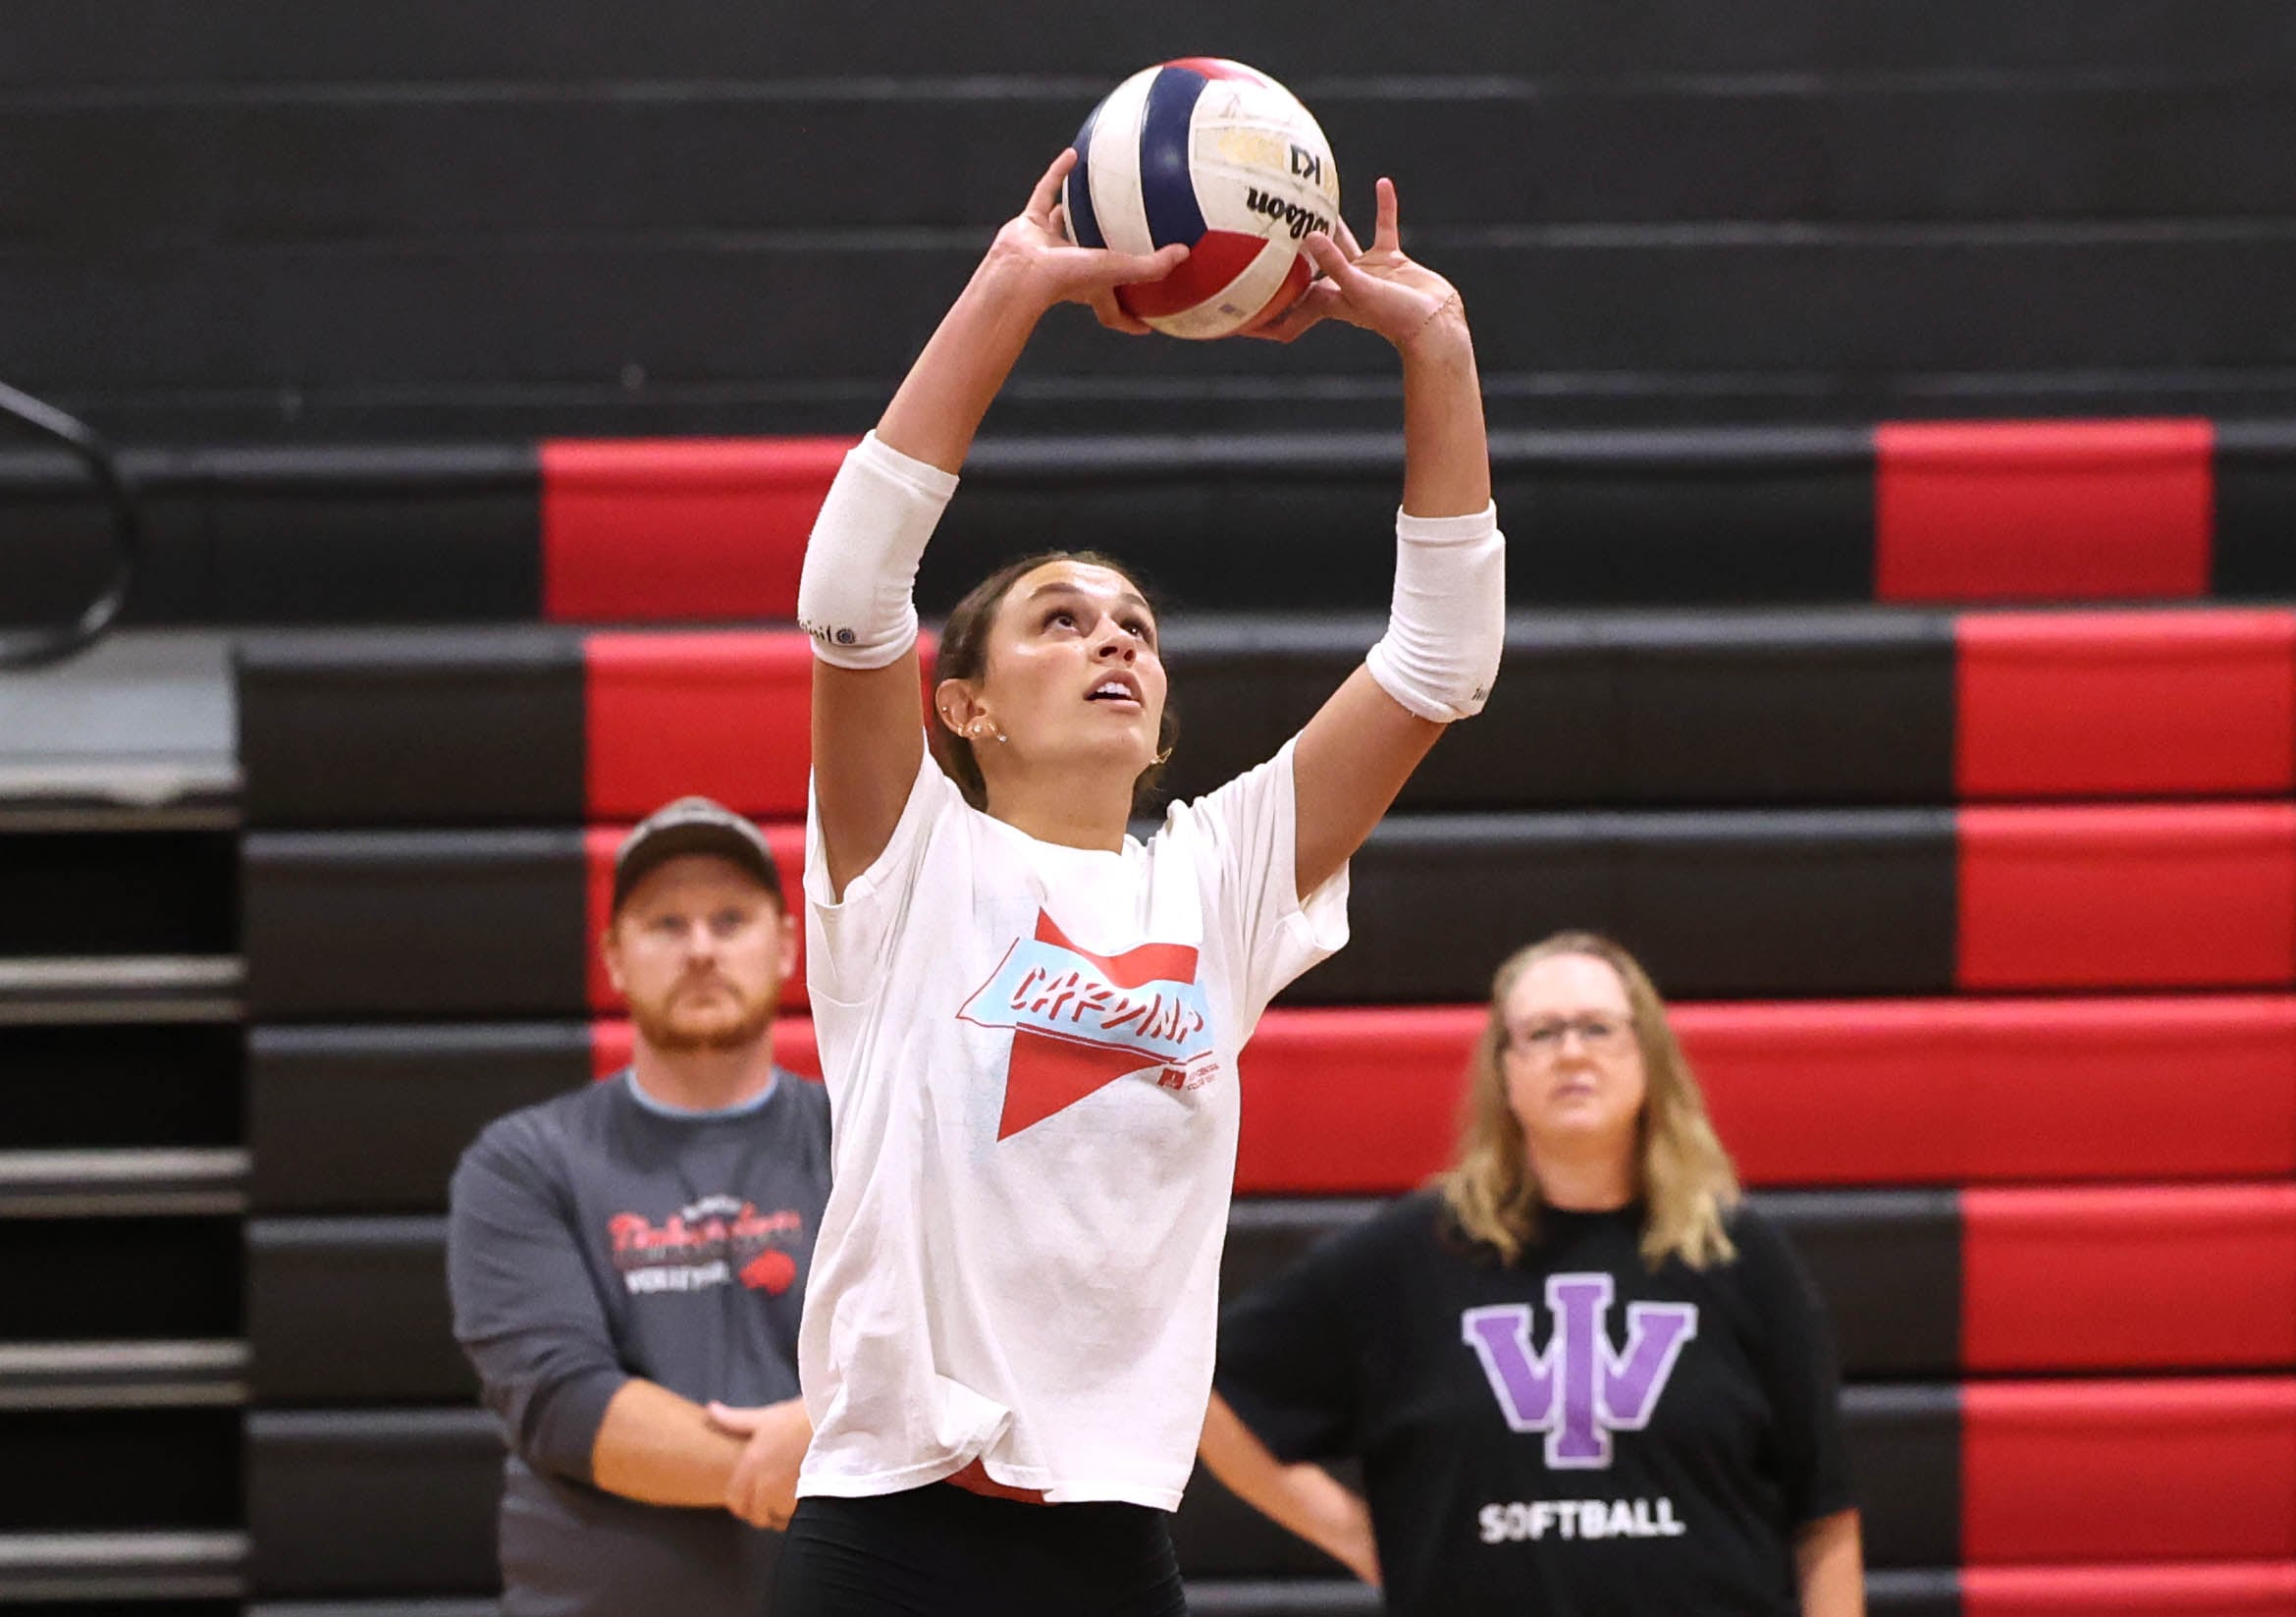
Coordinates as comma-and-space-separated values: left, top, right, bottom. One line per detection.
629, 981, 776, 1054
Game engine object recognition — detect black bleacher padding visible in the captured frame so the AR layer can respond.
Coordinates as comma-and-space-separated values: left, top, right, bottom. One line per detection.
3, 1022, 241, 1148
11, 1577, 243, 1610
248, 1218, 463, 1405
0, 1216, 240, 1339
234, 1578, 1969, 1617
245, 1409, 500, 1597
1763, 1190, 1961, 1378
241, 832, 588, 1020
1487, 428, 1879, 605
25, 236, 2296, 414
240, 813, 1959, 1016
251, 1607, 497, 1617
2214, 420, 2296, 596
1177, 1472, 1362, 1581
230, 613, 1956, 826
9, 1, 2288, 84
0, 1407, 241, 1530
0, 446, 539, 627
237, 632, 586, 830
241, 813, 1959, 1014
1181, 1588, 1379, 1617
942, 428, 1878, 610
0, 445, 143, 627
1845, 1385, 1961, 1569
19, 85, 2291, 249
198, 448, 541, 622
240, 1389, 1955, 1592
245, 1192, 1959, 1409
252, 1607, 498, 1617
246, 1025, 591, 1214
1862, 1572, 1959, 1617
1328, 810, 1958, 1003
1161, 609, 1951, 808
0, 829, 237, 956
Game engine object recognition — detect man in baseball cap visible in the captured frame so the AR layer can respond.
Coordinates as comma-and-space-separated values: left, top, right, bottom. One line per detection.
450, 796, 827, 1616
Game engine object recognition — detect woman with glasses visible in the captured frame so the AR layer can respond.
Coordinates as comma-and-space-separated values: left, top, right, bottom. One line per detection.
1202, 931, 1865, 1617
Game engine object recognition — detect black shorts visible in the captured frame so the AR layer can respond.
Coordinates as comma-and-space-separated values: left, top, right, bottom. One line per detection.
773, 1482, 1187, 1617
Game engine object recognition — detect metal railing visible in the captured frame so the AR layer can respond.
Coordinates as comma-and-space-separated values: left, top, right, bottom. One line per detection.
0, 381, 141, 670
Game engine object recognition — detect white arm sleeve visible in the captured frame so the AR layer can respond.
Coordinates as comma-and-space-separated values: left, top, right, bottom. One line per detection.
795, 432, 961, 670
1363, 502, 1506, 723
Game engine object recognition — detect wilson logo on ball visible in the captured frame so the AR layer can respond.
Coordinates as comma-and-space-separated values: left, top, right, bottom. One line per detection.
1245, 187, 1332, 243
1062, 57, 1340, 341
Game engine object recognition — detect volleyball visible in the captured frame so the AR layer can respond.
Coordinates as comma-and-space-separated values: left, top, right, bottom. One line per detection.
1061, 58, 1340, 340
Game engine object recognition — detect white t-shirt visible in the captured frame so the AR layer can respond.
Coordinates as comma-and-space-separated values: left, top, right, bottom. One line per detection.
796, 738, 1349, 1510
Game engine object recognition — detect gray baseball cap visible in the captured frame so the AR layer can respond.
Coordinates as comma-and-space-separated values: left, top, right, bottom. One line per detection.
611, 796, 784, 914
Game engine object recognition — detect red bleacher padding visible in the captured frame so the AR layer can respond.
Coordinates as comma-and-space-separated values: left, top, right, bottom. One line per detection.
1231, 1006, 1482, 1193
1962, 1185, 2296, 1372
586, 632, 814, 821
584, 823, 809, 1012
1961, 1562, 2296, 1617
1684, 997, 2296, 1186
583, 629, 934, 822
1230, 998, 2296, 1194
604, 997, 2296, 1191
540, 438, 853, 622
1956, 611, 2296, 798
1958, 805, 2296, 990
1962, 1379, 2296, 1563
1875, 419, 2215, 603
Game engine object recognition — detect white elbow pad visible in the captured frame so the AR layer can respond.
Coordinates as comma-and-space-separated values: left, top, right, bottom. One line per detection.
796, 432, 960, 670
1364, 502, 1507, 722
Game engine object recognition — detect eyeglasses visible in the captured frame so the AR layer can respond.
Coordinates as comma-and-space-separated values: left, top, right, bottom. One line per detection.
1504, 1014, 1632, 1058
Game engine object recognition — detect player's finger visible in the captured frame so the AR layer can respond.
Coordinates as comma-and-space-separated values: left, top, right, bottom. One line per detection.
1104, 242, 1189, 286
1371, 177, 1401, 253
1301, 233, 1362, 289
1243, 283, 1336, 344
1027, 149, 1078, 221
707, 1400, 766, 1436
1332, 215, 1366, 262
1089, 287, 1154, 336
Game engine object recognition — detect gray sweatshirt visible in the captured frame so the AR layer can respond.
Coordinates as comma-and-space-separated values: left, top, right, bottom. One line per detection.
448, 1067, 831, 1616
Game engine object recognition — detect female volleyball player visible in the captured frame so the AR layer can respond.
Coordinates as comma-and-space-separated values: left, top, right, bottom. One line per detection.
774, 149, 1504, 1615
1203, 932, 1865, 1617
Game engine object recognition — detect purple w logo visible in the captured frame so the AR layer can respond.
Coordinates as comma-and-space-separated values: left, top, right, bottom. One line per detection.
1462, 1275, 1698, 1469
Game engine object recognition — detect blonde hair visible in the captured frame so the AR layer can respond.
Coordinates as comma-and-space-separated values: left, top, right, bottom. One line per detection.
1437, 931, 1741, 1270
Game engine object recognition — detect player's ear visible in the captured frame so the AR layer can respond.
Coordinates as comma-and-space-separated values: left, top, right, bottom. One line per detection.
934, 677, 984, 737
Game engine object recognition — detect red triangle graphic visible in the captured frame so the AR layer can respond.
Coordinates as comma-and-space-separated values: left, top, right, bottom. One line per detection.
1033, 912, 1199, 990
996, 1027, 1158, 1140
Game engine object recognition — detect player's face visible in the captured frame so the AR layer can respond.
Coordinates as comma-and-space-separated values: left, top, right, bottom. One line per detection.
1498, 952, 1648, 1160
604, 854, 795, 1054
976, 560, 1166, 782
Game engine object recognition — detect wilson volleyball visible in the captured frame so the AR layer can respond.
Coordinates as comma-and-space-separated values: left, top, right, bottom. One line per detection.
1062, 58, 1339, 340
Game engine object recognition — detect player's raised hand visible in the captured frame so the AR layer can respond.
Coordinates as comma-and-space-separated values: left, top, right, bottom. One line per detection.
1249, 178, 1467, 353
989, 149, 1188, 334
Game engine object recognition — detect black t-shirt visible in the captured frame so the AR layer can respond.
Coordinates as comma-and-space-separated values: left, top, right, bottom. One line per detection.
1216, 1190, 1853, 1617
448, 1069, 833, 1617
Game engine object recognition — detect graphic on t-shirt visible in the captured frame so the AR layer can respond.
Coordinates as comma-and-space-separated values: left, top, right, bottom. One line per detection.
1462, 1274, 1698, 1469
958, 910, 1220, 1139
607, 1195, 807, 1296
